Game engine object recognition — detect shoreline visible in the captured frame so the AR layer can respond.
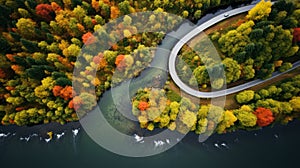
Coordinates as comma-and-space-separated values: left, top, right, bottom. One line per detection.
1, 118, 299, 144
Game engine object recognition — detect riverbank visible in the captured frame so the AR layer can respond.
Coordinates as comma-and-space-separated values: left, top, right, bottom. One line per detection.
1, 112, 299, 148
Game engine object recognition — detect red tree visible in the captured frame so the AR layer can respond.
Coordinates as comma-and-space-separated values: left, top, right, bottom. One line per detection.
36, 4, 54, 21
52, 85, 63, 97
0, 68, 6, 78
293, 28, 300, 43
138, 101, 149, 111
253, 107, 275, 127
68, 96, 82, 110
52, 85, 74, 100
115, 55, 126, 70
82, 32, 96, 45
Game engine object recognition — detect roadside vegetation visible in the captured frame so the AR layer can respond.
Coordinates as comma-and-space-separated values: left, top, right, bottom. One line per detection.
177, 0, 300, 90
132, 74, 300, 135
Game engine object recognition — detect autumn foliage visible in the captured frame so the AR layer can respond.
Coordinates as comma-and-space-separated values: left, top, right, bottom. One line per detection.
110, 6, 120, 19
253, 107, 275, 127
68, 96, 82, 110
82, 32, 96, 45
0, 69, 6, 78
35, 4, 54, 21
52, 85, 74, 100
293, 28, 300, 43
93, 53, 108, 69
115, 54, 126, 70
51, 2, 62, 12
138, 101, 150, 111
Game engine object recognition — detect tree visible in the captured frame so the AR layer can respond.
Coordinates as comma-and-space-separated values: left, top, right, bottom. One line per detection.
16, 18, 37, 40
253, 107, 274, 127
194, 10, 202, 19
218, 28, 251, 57
290, 97, 300, 112
190, 66, 209, 86
118, 0, 131, 15
222, 58, 241, 84
243, 65, 255, 80
138, 101, 149, 111
195, 118, 208, 134
78, 93, 97, 111
0, 36, 10, 53
62, 44, 81, 59
207, 105, 224, 123
169, 101, 180, 120
234, 107, 257, 127
279, 62, 293, 72
82, 32, 96, 45
246, 0, 272, 21
35, 4, 54, 21
110, 6, 120, 19
236, 90, 255, 104
216, 110, 237, 133
21, 38, 39, 53
179, 110, 197, 128
293, 28, 300, 43
250, 28, 264, 39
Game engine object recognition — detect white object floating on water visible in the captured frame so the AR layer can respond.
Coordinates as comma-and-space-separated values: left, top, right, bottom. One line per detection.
221, 142, 229, 149
19, 133, 39, 142
166, 139, 170, 144
24, 136, 30, 142
154, 140, 165, 147
72, 128, 80, 137
45, 138, 51, 143
214, 143, 221, 149
56, 132, 65, 139
133, 134, 144, 142
0, 132, 10, 138
274, 134, 279, 139
31, 133, 38, 137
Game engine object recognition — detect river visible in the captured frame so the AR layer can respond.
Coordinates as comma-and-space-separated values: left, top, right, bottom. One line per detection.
0, 120, 300, 168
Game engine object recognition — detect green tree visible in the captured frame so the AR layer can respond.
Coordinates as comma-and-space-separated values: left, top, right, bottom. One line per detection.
234, 108, 257, 127
236, 90, 255, 104
222, 58, 241, 84
190, 66, 209, 86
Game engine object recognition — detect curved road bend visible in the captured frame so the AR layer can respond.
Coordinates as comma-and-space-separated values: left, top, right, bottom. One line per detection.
168, 3, 300, 98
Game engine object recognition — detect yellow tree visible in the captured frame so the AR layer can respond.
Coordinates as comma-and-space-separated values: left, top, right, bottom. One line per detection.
246, 0, 272, 21
290, 97, 300, 112
216, 110, 237, 133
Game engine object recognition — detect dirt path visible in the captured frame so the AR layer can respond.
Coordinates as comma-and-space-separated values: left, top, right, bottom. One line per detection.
203, 13, 246, 35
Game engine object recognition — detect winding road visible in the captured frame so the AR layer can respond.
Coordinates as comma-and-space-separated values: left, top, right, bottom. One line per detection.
168, 3, 300, 98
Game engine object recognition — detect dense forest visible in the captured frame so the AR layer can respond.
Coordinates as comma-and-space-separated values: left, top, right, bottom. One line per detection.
0, 0, 252, 126
131, 0, 300, 135
177, 0, 300, 90
132, 74, 300, 135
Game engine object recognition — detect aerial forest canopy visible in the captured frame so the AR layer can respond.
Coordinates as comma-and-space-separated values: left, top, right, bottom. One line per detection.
0, 0, 252, 126
177, 0, 300, 90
